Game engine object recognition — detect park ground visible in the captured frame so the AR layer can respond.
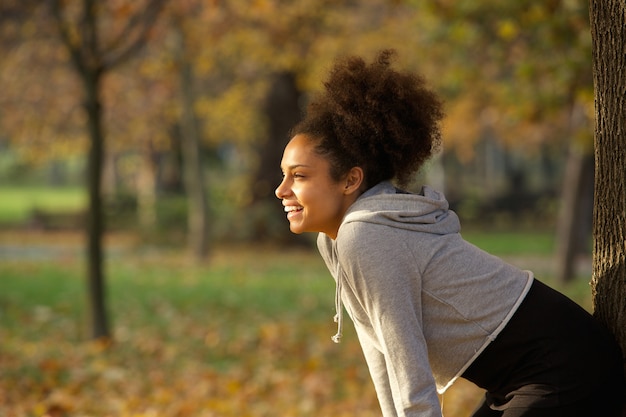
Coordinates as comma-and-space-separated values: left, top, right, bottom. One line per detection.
0, 227, 593, 417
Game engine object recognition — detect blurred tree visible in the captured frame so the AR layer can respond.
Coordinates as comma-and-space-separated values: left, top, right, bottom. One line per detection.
49, 0, 166, 340
230, 0, 332, 243
0, 4, 85, 165
250, 71, 303, 243
556, 143, 594, 283
255, 72, 301, 206
589, 0, 626, 382
101, 54, 175, 232
171, 14, 210, 260
95, 0, 215, 258
412, 1, 594, 282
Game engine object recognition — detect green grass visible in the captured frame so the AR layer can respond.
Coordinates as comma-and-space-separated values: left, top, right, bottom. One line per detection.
0, 186, 86, 224
0, 249, 385, 416
0, 248, 338, 346
462, 229, 555, 255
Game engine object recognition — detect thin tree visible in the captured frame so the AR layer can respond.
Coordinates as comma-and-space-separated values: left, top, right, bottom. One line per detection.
589, 0, 626, 393
172, 20, 210, 260
249, 71, 304, 244
50, 0, 166, 340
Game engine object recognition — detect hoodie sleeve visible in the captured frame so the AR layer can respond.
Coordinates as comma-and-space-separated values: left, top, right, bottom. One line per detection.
336, 221, 442, 417
355, 325, 399, 416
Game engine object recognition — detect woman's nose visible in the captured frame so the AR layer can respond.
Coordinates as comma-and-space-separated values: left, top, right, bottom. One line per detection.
275, 178, 288, 199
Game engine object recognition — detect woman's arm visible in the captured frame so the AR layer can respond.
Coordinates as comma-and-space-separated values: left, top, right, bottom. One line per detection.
355, 325, 398, 416
337, 222, 442, 417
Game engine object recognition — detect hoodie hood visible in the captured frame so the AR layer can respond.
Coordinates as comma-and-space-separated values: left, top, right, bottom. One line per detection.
340, 181, 460, 236
327, 181, 460, 344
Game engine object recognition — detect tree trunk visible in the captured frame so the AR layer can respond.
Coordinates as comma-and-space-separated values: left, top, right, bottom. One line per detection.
84, 68, 110, 341
555, 147, 594, 283
50, 0, 165, 342
137, 148, 158, 230
248, 71, 306, 244
102, 152, 119, 197
252, 71, 301, 204
175, 27, 210, 260
589, 0, 626, 384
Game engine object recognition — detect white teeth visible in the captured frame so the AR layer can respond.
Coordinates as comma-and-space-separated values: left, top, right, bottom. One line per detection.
284, 206, 303, 212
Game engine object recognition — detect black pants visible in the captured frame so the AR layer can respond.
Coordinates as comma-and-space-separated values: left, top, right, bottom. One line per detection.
469, 398, 622, 417
462, 279, 625, 417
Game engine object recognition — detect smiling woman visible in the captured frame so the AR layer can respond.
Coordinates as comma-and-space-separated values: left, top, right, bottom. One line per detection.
274, 49, 625, 417
276, 134, 363, 239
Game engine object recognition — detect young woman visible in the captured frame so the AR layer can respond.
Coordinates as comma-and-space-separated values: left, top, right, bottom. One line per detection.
274, 50, 625, 417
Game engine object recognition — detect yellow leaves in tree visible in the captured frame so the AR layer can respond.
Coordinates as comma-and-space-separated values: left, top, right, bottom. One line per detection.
441, 96, 484, 163
196, 82, 266, 147
497, 19, 518, 41
0, 35, 86, 163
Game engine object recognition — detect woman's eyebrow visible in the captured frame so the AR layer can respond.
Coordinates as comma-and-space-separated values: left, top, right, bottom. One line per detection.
284, 164, 311, 170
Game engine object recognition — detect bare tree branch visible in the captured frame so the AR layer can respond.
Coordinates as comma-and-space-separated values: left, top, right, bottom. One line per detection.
50, 0, 90, 76
82, 0, 99, 71
102, 0, 168, 71
51, 0, 166, 75
0, 0, 38, 24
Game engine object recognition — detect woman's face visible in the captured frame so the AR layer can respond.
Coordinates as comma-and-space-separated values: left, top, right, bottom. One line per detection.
275, 134, 359, 239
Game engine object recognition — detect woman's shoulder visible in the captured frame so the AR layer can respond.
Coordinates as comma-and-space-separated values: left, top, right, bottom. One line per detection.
335, 220, 404, 261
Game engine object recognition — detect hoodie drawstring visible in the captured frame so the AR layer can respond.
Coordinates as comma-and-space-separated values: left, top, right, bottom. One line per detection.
331, 264, 344, 343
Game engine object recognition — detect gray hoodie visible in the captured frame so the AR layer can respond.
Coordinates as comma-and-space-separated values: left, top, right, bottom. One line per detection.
317, 181, 533, 417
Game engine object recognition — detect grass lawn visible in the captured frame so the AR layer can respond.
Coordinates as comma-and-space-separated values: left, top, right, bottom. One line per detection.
0, 245, 384, 416
0, 229, 594, 417
0, 186, 85, 225
462, 229, 555, 255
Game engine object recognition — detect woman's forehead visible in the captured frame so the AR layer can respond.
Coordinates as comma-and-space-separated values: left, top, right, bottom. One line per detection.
282, 135, 320, 166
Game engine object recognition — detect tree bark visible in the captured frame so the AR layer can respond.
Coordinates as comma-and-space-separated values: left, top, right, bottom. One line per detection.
84, 68, 110, 340
589, 0, 626, 381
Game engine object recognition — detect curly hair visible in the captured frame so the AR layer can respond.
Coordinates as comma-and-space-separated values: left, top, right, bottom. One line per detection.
291, 49, 444, 189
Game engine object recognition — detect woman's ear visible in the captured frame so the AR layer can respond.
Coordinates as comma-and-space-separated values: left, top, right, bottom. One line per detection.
344, 167, 364, 195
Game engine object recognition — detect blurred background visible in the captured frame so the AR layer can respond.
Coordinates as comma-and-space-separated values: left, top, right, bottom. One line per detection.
0, 1, 597, 416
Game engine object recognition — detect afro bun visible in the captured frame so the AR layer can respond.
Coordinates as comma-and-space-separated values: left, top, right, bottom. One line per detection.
291, 49, 444, 189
